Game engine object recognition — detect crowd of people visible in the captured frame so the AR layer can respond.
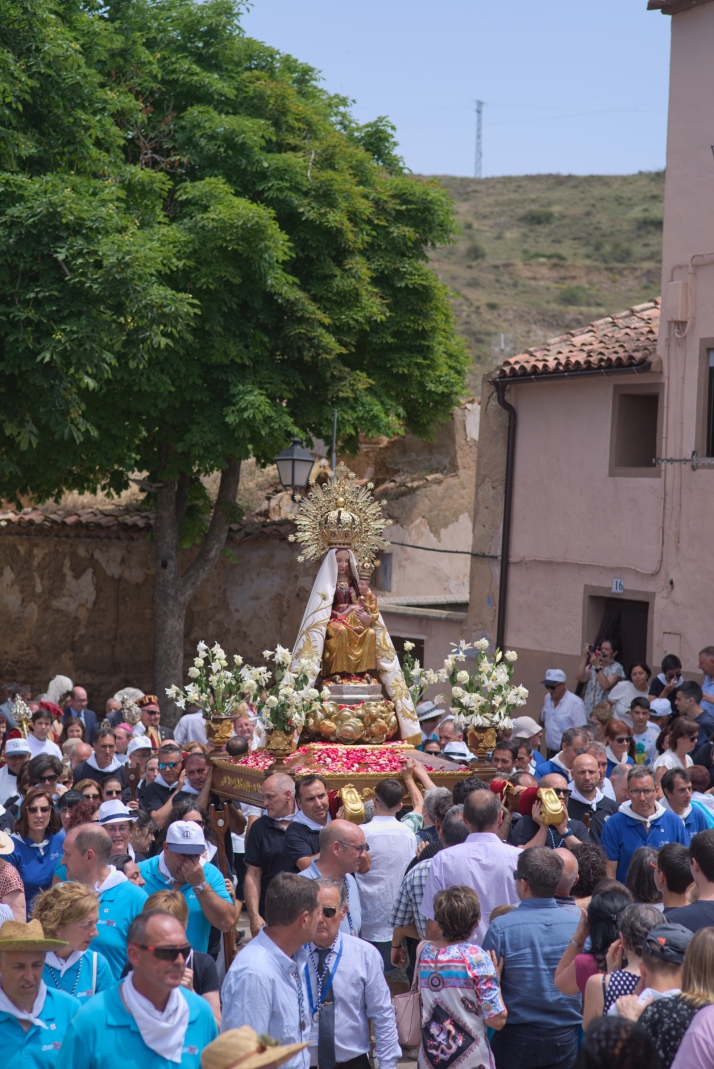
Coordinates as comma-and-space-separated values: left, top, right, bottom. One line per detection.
1, 649, 714, 1068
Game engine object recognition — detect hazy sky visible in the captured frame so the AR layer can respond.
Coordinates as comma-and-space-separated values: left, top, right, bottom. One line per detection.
241, 1, 672, 178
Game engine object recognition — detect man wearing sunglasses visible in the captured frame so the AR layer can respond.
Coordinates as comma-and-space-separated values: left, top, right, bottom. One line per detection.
539, 669, 588, 759
303, 879, 400, 1069
510, 774, 590, 850
138, 742, 185, 827
57, 909, 217, 1069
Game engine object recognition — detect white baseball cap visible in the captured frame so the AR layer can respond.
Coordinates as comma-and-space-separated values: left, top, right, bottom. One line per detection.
127, 736, 153, 756
649, 697, 672, 719
97, 799, 136, 826
511, 716, 542, 740
541, 669, 567, 686
166, 820, 206, 855
5, 738, 31, 756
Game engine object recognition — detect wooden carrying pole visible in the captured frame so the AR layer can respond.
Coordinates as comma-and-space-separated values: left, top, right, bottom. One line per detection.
125, 766, 140, 803
208, 802, 238, 971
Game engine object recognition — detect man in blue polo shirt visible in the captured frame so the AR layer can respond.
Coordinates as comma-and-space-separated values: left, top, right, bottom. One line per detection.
482, 847, 581, 1069
0, 917, 80, 1068
57, 909, 216, 1069
661, 768, 713, 842
601, 765, 688, 882
139, 820, 234, 953
62, 823, 146, 978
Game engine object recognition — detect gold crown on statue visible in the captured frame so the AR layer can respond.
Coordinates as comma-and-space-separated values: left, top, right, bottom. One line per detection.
289, 462, 392, 572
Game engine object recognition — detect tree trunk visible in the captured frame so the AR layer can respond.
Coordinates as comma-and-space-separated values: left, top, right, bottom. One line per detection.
153, 457, 242, 725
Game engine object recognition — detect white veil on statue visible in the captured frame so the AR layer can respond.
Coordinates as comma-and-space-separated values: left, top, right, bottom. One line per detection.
292, 548, 420, 745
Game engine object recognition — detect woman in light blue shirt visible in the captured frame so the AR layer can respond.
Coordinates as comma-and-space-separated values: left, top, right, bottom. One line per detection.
8, 787, 65, 907
32, 882, 113, 1003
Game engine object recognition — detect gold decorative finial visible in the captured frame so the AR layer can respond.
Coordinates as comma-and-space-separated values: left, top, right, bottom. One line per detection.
120, 694, 142, 727
289, 462, 392, 572
13, 697, 32, 739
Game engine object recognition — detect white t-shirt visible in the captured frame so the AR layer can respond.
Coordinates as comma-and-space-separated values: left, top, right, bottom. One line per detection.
607, 680, 650, 727
541, 689, 588, 751
652, 751, 693, 774
26, 734, 62, 760
633, 724, 660, 765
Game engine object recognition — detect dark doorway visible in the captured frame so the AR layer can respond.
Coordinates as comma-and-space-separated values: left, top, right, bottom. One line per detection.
592, 598, 649, 674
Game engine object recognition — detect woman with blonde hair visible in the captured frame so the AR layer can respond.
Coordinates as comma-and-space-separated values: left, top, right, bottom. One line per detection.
142, 890, 222, 1026
32, 881, 114, 1002
589, 704, 613, 743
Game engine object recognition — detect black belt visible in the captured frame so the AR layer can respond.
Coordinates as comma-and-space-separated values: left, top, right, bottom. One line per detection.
318, 1056, 370, 1069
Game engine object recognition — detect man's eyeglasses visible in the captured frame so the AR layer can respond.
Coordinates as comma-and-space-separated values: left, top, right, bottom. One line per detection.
551, 788, 571, 798
614, 736, 632, 744
321, 907, 338, 918
338, 840, 369, 854
544, 685, 558, 691
131, 943, 192, 962
158, 761, 180, 771
27, 805, 51, 815
630, 788, 655, 797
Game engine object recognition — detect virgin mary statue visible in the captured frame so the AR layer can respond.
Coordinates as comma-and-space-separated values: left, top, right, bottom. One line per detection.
291, 546, 420, 744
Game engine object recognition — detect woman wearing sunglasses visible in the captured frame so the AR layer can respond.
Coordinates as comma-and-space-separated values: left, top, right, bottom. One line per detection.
75, 779, 104, 805
653, 716, 699, 789
7, 786, 65, 906
605, 720, 636, 777
32, 881, 114, 1003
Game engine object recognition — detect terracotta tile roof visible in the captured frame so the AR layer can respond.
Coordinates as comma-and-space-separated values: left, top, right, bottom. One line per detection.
494, 297, 660, 380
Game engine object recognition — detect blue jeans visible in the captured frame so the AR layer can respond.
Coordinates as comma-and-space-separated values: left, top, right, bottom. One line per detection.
491, 1023, 579, 1069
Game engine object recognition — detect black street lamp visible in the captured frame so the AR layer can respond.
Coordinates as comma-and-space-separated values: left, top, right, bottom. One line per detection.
274, 438, 315, 496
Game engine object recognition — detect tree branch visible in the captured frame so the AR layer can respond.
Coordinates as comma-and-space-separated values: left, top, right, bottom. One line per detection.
179, 458, 242, 604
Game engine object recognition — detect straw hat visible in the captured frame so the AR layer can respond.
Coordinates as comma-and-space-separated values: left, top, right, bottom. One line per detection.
0, 830, 15, 856
0, 918, 68, 951
202, 1027, 308, 1069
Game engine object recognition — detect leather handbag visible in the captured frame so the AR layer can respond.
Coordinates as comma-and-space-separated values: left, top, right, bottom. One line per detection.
392, 941, 425, 1047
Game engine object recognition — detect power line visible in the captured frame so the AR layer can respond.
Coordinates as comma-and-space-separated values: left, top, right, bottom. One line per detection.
474, 100, 484, 179
390, 540, 497, 559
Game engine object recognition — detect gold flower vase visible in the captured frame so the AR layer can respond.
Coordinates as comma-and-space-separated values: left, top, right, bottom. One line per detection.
265, 729, 298, 762
466, 725, 498, 783
205, 717, 235, 751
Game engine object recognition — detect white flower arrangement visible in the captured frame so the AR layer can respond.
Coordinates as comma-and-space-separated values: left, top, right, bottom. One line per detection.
167, 641, 327, 735
401, 643, 448, 709
444, 641, 528, 731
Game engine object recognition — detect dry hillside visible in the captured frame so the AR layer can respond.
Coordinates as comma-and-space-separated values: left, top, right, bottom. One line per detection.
429, 172, 665, 393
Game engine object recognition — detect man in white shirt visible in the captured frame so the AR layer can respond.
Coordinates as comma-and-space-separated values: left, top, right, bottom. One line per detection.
0, 738, 30, 804
540, 669, 587, 757
299, 820, 365, 937
26, 708, 62, 760
355, 778, 417, 971
173, 710, 208, 747
305, 879, 400, 1069
222, 872, 320, 1069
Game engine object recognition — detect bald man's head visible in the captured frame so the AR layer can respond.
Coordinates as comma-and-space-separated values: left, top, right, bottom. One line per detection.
317, 818, 366, 876
571, 753, 600, 798
554, 847, 579, 896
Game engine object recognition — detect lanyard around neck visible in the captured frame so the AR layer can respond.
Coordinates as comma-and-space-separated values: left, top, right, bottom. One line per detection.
305, 937, 343, 1019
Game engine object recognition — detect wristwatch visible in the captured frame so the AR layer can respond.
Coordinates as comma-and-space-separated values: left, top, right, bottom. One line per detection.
193, 880, 208, 895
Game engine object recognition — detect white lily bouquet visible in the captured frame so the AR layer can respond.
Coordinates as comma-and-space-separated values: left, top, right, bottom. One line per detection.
445, 639, 528, 732
167, 641, 328, 736
251, 646, 329, 736
166, 641, 249, 719
401, 641, 447, 709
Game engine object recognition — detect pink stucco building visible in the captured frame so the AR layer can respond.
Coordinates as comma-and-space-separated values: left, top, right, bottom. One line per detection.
463, 0, 714, 711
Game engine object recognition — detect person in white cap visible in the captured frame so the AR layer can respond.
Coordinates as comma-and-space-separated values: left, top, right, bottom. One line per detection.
138, 820, 235, 954
97, 799, 138, 859
0, 737, 30, 805
540, 669, 587, 758
510, 717, 547, 773
415, 701, 442, 747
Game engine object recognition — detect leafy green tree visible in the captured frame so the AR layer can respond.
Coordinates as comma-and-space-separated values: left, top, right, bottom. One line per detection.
0, 0, 469, 716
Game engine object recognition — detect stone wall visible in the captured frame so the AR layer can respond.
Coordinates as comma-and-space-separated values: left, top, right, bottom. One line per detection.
0, 520, 317, 709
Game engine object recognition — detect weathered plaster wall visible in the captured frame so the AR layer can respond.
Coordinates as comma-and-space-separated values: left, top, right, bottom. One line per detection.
0, 523, 317, 708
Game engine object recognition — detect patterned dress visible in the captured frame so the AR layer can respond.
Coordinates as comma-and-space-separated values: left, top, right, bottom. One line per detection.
417, 942, 504, 1069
